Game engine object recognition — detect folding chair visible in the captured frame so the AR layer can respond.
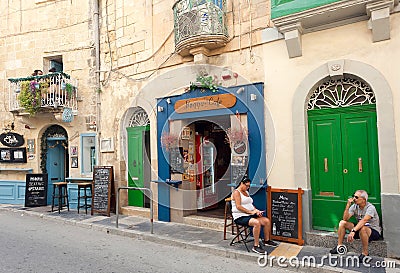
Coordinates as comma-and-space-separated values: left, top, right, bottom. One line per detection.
226, 198, 254, 252
230, 221, 253, 252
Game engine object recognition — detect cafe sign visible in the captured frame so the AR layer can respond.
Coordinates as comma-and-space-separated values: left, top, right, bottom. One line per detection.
174, 93, 236, 113
0, 132, 24, 147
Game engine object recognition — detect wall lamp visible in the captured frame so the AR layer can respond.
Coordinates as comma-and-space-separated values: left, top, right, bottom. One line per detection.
236, 87, 245, 94
157, 106, 164, 112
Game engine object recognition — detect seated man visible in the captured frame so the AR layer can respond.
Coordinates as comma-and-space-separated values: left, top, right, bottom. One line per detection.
231, 178, 278, 254
330, 190, 381, 261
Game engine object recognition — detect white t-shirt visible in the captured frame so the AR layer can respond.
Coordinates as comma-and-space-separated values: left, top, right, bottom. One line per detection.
231, 190, 255, 220
349, 202, 381, 234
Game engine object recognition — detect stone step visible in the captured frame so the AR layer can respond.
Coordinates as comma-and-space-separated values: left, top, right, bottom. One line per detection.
121, 207, 226, 232
182, 215, 226, 232
305, 230, 387, 257
120, 206, 150, 218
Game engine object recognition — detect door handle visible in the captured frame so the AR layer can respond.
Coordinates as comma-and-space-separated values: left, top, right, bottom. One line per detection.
132, 177, 139, 181
358, 157, 363, 172
324, 158, 328, 172
343, 169, 348, 174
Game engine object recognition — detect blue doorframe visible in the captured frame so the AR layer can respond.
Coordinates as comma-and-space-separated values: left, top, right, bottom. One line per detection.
156, 83, 266, 221
46, 137, 66, 204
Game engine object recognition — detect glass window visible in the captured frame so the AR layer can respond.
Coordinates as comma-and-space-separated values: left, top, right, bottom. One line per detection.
80, 134, 96, 175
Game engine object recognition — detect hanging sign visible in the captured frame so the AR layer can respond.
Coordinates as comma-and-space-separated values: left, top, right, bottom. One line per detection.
174, 94, 236, 113
0, 132, 24, 147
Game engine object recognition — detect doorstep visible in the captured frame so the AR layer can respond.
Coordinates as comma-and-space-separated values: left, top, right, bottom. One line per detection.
305, 230, 387, 257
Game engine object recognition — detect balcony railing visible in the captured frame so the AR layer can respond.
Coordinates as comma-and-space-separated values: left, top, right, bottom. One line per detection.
8, 72, 78, 115
173, 0, 228, 55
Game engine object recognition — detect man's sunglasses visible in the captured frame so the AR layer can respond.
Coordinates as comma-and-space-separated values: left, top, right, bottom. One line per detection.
352, 195, 360, 199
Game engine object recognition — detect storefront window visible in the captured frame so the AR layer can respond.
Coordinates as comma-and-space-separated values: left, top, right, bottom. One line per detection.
80, 133, 96, 175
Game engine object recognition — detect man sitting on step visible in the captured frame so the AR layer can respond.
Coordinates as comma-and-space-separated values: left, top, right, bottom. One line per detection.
330, 190, 381, 262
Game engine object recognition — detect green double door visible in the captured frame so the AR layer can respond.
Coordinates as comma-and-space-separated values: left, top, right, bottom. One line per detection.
127, 125, 150, 207
308, 105, 381, 230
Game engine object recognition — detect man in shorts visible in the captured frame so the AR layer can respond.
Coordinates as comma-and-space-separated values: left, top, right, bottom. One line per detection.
330, 190, 381, 262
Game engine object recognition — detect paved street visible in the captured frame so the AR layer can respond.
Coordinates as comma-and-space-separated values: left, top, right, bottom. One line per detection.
0, 210, 291, 273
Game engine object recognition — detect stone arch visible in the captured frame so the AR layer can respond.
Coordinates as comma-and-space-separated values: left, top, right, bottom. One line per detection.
293, 59, 398, 233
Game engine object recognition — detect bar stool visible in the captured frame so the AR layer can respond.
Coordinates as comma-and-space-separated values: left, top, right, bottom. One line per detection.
51, 182, 69, 213
223, 197, 235, 240
77, 182, 92, 214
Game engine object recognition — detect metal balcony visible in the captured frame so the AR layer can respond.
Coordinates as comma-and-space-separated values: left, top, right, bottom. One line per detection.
8, 72, 78, 115
173, 0, 228, 56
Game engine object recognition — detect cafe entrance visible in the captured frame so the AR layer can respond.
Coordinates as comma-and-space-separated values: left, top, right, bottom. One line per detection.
156, 83, 266, 222
191, 118, 232, 218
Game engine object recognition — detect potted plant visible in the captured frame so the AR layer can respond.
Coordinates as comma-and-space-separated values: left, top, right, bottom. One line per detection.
189, 73, 220, 93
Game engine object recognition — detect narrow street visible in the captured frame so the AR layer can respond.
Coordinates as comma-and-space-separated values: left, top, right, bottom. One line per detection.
0, 210, 290, 273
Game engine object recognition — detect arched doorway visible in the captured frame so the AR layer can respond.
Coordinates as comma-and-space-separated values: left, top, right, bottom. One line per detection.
41, 125, 69, 204
307, 77, 381, 231
126, 107, 151, 208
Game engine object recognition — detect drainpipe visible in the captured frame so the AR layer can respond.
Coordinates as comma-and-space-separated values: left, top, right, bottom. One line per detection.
94, 0, 102, 165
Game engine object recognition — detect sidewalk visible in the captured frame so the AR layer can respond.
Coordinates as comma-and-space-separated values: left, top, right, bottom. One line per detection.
1, 204, 398, 273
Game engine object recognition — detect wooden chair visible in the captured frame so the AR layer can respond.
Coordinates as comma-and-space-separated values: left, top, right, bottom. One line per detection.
223, 197, 235, 240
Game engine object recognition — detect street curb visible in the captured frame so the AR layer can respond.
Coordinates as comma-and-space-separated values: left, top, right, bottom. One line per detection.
0, 207, 360, 273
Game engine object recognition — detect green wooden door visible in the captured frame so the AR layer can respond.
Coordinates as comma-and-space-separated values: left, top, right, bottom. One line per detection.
308, 105, 381, 230
127, 125, 149, 207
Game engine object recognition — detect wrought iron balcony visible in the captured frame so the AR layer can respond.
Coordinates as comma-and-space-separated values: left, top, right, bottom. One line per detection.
8, 72, 78, 115
173, 0, 228, 55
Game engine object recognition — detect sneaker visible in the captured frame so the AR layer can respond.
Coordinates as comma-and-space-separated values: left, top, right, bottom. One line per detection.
264, 240, 278, 247
252, 245, 266, 254
329, 246, 339, 254
359, 253, 369, 263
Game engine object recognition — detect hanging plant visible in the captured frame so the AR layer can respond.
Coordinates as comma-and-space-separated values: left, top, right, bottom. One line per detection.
18, 80, 42, 116
65, 83, 76, 99
160, 132, 179, 151
225, 127, 248, 147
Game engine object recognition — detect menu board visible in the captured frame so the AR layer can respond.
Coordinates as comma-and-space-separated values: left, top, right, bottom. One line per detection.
92, 166, 113, 216
169, 147, 184, 174
25, 173, 48, 207
267, 186, 304, 245
231, 156, 248, 185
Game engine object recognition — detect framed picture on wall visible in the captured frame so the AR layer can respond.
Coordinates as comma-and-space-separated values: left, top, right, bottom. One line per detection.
181, 127, 191, 140
71, 157, 78, 168
100, 137, 114, 153
70, 146, 78, 156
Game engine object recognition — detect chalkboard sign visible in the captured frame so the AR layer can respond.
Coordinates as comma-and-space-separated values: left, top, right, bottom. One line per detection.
231, 156, 248, 185
92, 166, 114, 216
25, 173, 48, 207
267, 186, 304, 245
170, 147, 184, 174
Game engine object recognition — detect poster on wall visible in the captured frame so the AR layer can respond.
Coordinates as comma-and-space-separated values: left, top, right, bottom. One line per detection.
71, 157, 78, 168
0, 147, 27, 163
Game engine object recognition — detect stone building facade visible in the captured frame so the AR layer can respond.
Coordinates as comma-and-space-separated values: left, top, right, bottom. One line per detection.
1, 0, 399, 258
